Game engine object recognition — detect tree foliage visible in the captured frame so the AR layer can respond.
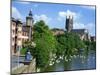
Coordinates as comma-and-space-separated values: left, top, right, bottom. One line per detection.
56, 32, 85, 57
22, 20, 89, 70
31, 20, 57, 68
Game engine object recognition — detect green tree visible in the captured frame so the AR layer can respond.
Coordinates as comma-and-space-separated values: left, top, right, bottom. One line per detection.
56, 34, 67, 58
31, 20, 57, 69
56, 32, 85, 58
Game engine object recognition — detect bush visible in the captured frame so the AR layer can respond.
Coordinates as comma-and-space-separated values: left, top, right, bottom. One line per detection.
20, 48, 26, 55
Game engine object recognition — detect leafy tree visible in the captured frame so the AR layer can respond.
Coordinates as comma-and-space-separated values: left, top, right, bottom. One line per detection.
56, 34, 67, 58
90, 41, 96, 50
56, 32, 85, 57
22, 20, 87, 70
31, 20, 57, 69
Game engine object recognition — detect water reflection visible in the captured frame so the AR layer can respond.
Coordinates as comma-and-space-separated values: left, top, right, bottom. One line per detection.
44, 50, 96, 72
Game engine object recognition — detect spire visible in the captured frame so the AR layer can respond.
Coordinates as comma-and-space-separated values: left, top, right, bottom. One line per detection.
29, 9, 33, 16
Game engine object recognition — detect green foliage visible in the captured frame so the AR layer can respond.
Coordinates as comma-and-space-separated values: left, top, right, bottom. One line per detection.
83, 40, 96, 51
56, 32, 85, 57
56, 34, 67, 57
84, 40, 90, 46
22, 20, 88, 69
90, 41, 96, 50
20, 48, 26, 55
32, 20, 57, 68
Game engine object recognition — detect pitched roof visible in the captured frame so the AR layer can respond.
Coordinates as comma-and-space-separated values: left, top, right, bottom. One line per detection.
71, 29, 86, 34
51, 28, 64, 32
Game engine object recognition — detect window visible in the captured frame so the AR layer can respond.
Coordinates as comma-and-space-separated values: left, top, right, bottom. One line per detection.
12, 22, 16, 26
18, 31, 21, 34
22, 32, 24, 35
18, 24, 21, 27
12, 38, 15, 41
23, 32, 28, 36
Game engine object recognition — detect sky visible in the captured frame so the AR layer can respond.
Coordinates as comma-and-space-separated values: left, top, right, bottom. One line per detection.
12, 0, 96, 36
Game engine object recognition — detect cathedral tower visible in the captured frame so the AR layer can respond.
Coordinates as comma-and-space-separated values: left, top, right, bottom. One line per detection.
65, 15, 73, 32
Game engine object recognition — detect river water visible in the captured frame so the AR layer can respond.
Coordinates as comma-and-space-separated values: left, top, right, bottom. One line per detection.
44, 50, 96, 72
11, 50, 96, 73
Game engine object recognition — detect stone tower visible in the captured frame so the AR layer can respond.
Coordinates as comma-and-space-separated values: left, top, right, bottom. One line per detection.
26, 10, 34, 41
26, 10, 34, 26
65, 15, 73, 32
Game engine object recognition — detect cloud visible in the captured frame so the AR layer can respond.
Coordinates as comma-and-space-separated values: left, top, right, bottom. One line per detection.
59, 10, 76, 18
12, 6, 22, 19
85, 23, 95, 36
73, 22, 95, 36
58, 10, 81, 22
34, 14, 51, 24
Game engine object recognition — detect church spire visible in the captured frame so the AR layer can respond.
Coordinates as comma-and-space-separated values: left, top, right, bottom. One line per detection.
29, 9, 33, 16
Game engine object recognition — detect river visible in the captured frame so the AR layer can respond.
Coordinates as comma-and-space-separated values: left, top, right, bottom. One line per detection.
11, 50, 96, 72
43, 50, 96, 72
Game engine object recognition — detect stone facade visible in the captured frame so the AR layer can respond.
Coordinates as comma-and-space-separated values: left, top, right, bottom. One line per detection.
52, 15, 90, 41
51, 28, 65, 35
65, 16, 90, 41
71, 29, 89, 40
65, 16, 73, 32
11, 10, 33, 55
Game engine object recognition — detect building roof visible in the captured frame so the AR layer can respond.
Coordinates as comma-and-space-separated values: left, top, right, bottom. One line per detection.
11, 17, 16, 22
71, 29, 87, 34
90, 36, 96, 38
51, 28, 64, 32
11, 17, 22, 24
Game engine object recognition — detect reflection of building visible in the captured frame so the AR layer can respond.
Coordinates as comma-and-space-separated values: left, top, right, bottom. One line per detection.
65, 15, 90, 40
11, 10, 33, 55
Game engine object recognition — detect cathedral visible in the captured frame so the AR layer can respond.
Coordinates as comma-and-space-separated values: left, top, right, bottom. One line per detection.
52, 15, 90, 41
65, 15, 90, 40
